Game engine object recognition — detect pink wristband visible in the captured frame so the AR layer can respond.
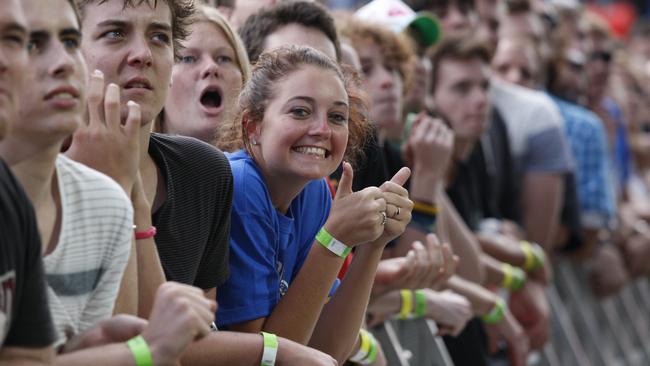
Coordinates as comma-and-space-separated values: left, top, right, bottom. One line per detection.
135, 226, 157, 240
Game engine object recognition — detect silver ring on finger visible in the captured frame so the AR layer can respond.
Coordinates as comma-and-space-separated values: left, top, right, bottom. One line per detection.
396, 206, 401, 218
380, 211, 387, 225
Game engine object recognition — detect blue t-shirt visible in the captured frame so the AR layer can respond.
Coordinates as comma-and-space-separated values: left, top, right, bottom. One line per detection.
216, 150, 332, 327
552, 96, 616, 229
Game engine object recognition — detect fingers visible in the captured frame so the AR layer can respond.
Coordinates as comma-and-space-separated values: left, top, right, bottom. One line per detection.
335, 161, 354, 200
87, 70, 105, 128
125, 101, 141, 137
389, 167, 411, 187
104, 83, 121, 130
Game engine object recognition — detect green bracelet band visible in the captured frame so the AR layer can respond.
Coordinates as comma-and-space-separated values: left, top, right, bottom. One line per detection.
260, 332, 278, 366
511, 267, 527, 291
126, 335, 153, 366
414, 289, 427, 318
316, 227, 352, 258
482, 298, 506, 325
365, 332, 379, 364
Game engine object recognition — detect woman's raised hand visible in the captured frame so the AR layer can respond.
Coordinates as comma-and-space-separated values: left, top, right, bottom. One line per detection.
324, 162, 387, 247
375, 167, 413, 246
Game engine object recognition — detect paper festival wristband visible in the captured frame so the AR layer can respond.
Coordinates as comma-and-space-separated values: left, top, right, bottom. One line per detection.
414, 289, 427, 318
126, 336, 153, 366
349, 329, 372, 363
481, 298, 506, 325
260, 332, 278, 366
316, 227, 351, 258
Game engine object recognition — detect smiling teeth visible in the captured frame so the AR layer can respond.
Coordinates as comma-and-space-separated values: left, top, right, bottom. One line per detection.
294, 146, 326, 157
54, 92, 74, 99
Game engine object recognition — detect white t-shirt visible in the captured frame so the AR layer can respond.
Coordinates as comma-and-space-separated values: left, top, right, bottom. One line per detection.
44, 155, 133, 347
490, 79, 574, 174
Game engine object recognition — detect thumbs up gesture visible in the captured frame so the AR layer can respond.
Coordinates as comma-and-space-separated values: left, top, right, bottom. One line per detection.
322, 162, 387, 247
374, 167, 413, 245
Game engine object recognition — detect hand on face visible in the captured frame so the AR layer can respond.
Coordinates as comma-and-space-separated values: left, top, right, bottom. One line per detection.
402, 112, 454, 183
65, 70, 141, 195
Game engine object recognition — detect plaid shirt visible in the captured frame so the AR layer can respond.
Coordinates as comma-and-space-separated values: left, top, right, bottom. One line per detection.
552, 95, 616, 229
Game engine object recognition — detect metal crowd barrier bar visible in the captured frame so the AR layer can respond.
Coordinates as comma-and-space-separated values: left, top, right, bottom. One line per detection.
371, 319, 455, 366
553, 260, 650, 366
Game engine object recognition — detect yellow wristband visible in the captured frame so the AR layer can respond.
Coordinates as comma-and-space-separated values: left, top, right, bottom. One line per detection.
521, 241, 537, 271
398, 289, 413, 319
413, 201, 438, 216
349, 329, 372, 363
501, 263, 514, 290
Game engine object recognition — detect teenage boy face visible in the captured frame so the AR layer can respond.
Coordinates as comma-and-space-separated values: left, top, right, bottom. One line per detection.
0, 0, 28, 140
432, 57, 489, 141
80, 0, 174, 124
17, 0, 87, 141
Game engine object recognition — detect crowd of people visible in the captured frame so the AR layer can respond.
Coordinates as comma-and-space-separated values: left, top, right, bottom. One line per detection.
1, 0, 649, 365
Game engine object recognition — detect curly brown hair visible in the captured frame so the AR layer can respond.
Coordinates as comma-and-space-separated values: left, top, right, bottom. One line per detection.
75, 0, 194, 60
338, 19, 414, 92
216, 45, 370, 167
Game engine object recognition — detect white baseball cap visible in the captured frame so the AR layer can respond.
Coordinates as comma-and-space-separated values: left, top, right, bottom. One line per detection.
354, 0, 441, 47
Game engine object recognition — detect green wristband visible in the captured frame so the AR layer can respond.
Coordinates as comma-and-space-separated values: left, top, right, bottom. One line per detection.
511, 267, 527, 291
414, 289, 427, 318
260, 332, 278, 366
316, 227, 352, 258
482, 298, 506, 325
126, 336, 153, 366
365, 333, 378, 364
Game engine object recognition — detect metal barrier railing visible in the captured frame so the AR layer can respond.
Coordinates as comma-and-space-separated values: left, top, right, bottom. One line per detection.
370, 274, 649, 365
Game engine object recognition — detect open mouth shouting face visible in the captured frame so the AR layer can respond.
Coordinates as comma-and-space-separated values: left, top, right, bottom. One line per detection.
164, 21, 243, 143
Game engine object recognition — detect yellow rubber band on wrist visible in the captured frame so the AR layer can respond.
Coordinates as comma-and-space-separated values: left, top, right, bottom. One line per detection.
349, 329, 372, 363
413, 201, 438, 216
398, 289, 413, 319
501, 263, 514, 290
521, 241, 537, 271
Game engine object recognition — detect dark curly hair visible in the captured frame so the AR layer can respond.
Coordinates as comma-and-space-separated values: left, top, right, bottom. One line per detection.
75, 0, 194, 59
216, 45, 369, 167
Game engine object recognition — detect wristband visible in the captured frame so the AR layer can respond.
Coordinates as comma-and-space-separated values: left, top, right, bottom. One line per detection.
410, 211, 436, 233
126, 335, 153, 366
412, 201, 438, 216
397, 289, 414, 319
482, 298, 506, 324
349, 329, 378, 365
521, 241, 545, 271
260, 332, 278, 366
501, 263, 526, 291
316, 227, 351, 258
135, 226, 157, 240
414, 289, 427, 318
349, 329, 371, 363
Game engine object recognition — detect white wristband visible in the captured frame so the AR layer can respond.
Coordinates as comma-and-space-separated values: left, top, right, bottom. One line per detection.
261, 332, 278, 366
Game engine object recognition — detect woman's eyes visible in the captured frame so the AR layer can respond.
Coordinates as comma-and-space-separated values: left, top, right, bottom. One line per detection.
290, 107, 311, 118
180, 55, 196, 64
329, 113, 348, 125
